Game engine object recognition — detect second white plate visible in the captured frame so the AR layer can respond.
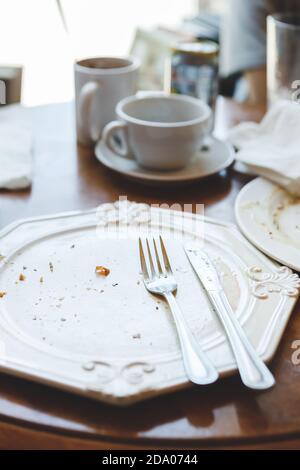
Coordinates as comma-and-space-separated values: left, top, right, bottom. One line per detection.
235, 177, 300, 272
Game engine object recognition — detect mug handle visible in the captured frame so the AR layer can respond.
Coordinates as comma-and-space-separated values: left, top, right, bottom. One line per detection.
102, 120, 132, 159
78, 81, 101, 144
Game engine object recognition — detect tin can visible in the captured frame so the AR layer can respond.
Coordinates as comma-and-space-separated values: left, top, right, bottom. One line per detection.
169, 40, 219, 111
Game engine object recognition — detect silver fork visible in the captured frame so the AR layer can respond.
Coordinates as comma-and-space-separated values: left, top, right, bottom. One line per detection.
139, 236, 219, 385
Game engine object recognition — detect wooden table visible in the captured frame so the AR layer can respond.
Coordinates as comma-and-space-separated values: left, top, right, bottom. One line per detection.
0, 98, 299, 450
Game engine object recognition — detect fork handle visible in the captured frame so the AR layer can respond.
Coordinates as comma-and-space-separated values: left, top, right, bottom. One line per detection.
164, 292, 219, 385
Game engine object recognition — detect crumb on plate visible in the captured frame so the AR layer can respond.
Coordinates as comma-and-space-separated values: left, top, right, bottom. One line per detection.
0, 292, 6, 298
95, 266, 110, 277
132, 333, 141, 339
19, 273, 26, 281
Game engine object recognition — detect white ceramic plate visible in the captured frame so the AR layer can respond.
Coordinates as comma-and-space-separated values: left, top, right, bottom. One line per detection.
235, 177, 300, 272
0, 202, 299, 405
95, 137, 234, 185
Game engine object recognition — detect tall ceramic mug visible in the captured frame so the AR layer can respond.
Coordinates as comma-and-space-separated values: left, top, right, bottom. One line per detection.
75, 57, 140, 146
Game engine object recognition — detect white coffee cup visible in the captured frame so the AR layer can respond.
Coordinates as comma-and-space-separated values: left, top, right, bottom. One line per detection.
75, 57, 140, 146
102, 94, 212, 170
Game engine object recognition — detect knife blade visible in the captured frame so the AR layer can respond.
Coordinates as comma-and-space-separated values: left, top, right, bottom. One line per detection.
184, 243, 275, 390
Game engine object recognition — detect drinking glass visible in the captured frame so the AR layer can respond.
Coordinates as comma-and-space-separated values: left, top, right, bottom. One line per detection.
267, 12, 300, 106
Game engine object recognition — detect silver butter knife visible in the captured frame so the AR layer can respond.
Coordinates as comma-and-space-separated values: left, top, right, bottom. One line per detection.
184, 243, 275, 390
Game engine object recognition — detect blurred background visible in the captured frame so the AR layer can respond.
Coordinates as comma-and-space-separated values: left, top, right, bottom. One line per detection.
0, 0, 227, 105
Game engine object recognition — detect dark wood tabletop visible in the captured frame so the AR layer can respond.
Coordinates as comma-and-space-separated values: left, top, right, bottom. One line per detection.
0, 98, 299, 450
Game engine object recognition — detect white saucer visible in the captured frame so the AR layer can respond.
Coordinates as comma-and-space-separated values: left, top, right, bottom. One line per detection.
235, 177, 300, 272
95, 137, 234, 185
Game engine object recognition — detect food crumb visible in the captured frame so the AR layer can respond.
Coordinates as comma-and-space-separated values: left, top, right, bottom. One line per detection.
95, 266, 110, 276
40, 276, 44, 283
19, 273, 26, 281
132, 333, 141, 339
112, 283, 118, 287
0, 292, 7, 298
70, 245, 75, 249
49, 262, 54, 272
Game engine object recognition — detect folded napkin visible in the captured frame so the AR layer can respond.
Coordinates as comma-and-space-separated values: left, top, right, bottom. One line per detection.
0, 106, 33, 190
228, 100, 300, 196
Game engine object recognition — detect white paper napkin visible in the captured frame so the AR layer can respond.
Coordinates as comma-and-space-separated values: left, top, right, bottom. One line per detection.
0, 106, 33, 190
228, 100, 300, 196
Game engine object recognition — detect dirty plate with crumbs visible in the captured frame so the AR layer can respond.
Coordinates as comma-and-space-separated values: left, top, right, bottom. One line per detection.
0, 202, 298, 405
235, 177, 300, 271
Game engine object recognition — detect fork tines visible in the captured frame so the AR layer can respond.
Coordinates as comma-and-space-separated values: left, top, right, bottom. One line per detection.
139, 236, 171, 279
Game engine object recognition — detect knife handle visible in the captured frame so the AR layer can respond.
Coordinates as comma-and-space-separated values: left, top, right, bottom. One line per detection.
164, 292, 219, 385
210, 291, 275, 390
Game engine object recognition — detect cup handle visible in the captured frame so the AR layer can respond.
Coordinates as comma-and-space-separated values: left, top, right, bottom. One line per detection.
102, 120, 132, 159
78, 81, 101, 144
